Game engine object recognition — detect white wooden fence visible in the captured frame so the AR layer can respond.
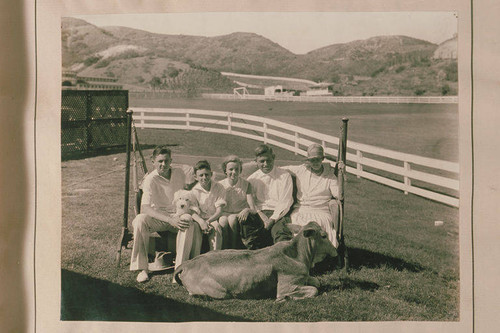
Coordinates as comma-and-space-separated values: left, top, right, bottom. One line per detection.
132, 108, 459, 207
202, 93, 459, 104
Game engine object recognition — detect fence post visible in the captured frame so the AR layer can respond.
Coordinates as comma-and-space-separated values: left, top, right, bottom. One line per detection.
263, 123, 268, 144
186, 113, 190, 129
227, 114, 232, 134
337, 118, 349, 271
404, 161, 411, 195
140, 111, 145, 129
294, 132, 299, 155
85, 91, 92, 154
356, 150, 363, 178
116, 109, 133, 266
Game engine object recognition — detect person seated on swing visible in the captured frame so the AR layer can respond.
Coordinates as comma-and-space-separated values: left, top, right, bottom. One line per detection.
282, 143, 343, 248
241, 144, 294, 250
130, 146, 202, 283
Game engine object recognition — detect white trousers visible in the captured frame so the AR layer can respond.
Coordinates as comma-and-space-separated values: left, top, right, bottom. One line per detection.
129, 213, 203, 271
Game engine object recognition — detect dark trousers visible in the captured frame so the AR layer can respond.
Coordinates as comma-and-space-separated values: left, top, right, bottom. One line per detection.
239, 210, 293, 250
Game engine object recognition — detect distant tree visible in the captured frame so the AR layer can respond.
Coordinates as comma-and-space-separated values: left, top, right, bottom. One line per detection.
414, 88, 426, 96
95, 58, 110, 69
83, 55, 101, 67
149, 76, 162, 91
330, 73, 341, 83
167, 67, 180, 78
444, 62, 458, 82
371, 66, 386, 78
395, 65, 406, 73
441, 84, 451, 96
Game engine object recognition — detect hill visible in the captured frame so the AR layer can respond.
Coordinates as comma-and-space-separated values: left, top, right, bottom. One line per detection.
62, 17, 458, 96
433, 36, 458, 59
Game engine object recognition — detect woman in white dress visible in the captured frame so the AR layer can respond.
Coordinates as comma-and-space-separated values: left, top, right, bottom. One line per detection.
282, 144, 340, 248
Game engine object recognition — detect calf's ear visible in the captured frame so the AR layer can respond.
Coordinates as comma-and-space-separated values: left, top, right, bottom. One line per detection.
303, 229, 317, 238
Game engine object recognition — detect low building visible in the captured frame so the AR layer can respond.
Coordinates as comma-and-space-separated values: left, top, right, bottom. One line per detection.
305, 83, 334, 96
264, 85, 297, 96
62, 70, 123, 90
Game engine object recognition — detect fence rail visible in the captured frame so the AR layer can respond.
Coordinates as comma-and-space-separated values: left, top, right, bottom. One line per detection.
202, 93, 458, 104
132, 107, 459, 207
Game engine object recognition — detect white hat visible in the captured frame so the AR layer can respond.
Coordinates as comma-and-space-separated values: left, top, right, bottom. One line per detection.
307, 144, 325, 159
148, 251, 174, 271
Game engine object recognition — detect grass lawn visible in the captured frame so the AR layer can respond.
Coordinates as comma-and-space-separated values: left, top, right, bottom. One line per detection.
61, 129, 459, 322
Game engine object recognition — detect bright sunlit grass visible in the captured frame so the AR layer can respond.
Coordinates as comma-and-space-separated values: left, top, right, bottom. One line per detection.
61, 127, 459, 322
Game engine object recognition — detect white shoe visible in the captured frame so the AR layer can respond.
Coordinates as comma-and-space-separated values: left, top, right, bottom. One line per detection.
136, 270, 149, 283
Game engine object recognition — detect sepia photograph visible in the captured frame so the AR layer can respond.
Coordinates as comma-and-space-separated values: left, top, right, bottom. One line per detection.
59, 11, 462, 323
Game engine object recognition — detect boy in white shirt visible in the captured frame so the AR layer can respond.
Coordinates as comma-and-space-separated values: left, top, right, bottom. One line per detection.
189, 160, 225, 251
243, 145, 294, 249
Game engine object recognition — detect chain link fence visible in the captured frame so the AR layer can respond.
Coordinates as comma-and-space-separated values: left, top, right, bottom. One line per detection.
61, 90, 129, 158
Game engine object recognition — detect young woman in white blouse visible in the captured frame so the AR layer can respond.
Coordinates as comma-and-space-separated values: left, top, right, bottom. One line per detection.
218, 155, 258, 249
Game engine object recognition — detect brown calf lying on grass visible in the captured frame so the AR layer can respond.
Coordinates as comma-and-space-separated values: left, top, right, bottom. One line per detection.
174, 221, 337, 301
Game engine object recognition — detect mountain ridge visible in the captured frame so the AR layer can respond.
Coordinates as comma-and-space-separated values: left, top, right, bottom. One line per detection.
62, 17, 458, 96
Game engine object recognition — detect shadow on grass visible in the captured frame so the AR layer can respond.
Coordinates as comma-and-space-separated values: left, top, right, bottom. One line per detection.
61, 269, 251, 322
320, 277, 380, 293
61, 144, 162, 162
347, 247, 424, 272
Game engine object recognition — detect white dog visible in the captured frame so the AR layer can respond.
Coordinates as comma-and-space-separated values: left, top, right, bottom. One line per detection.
173, 189, 213, 234
172, 190, 199, 221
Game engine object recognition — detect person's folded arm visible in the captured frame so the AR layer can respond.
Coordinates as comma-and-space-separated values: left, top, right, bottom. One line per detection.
207, 205, 224, 224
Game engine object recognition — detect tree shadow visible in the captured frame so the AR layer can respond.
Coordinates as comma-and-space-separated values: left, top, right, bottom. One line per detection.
61, 269, 251, 322
347, 247, 424, 272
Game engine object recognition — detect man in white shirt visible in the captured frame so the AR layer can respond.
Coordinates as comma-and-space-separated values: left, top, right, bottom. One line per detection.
130, 146, 202, 283
243, 144, 294, 249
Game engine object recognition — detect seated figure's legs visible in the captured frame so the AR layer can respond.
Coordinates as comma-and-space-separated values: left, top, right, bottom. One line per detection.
218, 215, 230, 249
328, 199, 340, 235
290, 203, 339, 248
227, 214, 241, 249
240, 213, 272, 250
208, 221, 223, 251
175, 221, 202, 270
328, 200, 340, 248
130, 213, 175, 271
270, 215, 293, 244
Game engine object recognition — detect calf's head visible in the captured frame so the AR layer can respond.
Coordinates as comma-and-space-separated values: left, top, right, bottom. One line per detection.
299, 222, 337, 267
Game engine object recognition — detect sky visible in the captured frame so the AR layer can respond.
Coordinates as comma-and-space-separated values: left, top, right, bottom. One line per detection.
74, 12, 458, 54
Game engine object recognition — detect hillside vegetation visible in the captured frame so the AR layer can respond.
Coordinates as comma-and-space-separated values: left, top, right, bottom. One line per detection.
62, 17, 458, 96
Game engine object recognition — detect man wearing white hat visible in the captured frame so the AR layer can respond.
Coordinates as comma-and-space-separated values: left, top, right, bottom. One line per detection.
282, 143, 340, 248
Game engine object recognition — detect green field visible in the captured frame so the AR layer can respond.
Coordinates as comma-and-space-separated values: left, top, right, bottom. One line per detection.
130, 97, 459, 162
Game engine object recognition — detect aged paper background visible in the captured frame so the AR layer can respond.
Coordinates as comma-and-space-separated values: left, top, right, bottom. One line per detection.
1, 0, 498, 332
